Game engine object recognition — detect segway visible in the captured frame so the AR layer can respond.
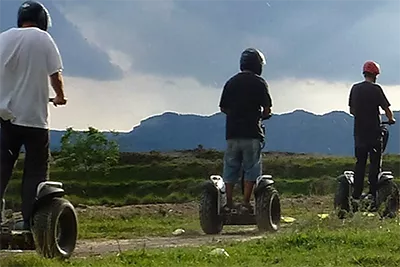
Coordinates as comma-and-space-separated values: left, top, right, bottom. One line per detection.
199, 170, 281, 234
199, 112, 280, 234
0, 98, 78, 258
334, 120, 399, 219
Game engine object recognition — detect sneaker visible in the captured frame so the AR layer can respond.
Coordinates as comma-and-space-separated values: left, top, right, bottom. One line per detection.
239, 203, 254, 214
222, 205, 232, 214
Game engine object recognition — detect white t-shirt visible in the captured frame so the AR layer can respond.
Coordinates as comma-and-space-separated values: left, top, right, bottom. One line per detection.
0, 27, 63, 129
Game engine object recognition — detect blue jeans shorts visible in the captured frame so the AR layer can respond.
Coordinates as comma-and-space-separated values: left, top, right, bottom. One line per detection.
223, 138, 263, 184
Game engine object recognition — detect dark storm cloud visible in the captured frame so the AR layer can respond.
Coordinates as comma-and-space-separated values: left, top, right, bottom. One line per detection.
3, 0, 398, 86
0, 0, 123, 81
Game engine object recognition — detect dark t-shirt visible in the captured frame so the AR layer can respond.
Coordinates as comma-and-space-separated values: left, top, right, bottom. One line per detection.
219, 71, 272, 140
348, 81, 390, 142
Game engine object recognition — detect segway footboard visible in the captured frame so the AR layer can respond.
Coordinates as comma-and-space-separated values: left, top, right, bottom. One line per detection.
223, 210, 256, 225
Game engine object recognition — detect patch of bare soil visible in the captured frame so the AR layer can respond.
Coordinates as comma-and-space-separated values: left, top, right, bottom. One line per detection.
75, 228, 262, 257
75, 201, 198, 217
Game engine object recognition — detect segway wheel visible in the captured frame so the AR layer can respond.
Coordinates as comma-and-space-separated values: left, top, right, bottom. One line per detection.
199, 184, 223, 234
255, 186, 280, 232
31, 197, 78, 259
334, 177, 353, 218
376, 180, 400, 218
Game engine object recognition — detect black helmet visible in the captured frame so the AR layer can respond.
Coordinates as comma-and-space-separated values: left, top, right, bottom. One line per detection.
17, 1, 52, 31
239, 48, 266, 75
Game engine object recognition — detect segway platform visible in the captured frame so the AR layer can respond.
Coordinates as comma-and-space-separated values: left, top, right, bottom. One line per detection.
199, 174, 281, 234
222, 203, 256, 225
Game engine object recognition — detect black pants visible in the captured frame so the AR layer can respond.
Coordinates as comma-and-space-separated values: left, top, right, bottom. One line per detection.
0, 119, 49, 222
352, 136, 382, 199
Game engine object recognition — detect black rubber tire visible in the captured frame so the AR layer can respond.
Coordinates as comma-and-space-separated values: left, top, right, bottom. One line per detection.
31, 197, 78, 259
376, 180, 400, 218
255, 186, 280, 232
334, 176, 353, 217
199, 186, 223, 234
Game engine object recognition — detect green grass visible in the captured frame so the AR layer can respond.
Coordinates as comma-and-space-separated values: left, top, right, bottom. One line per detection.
73, 195, 333, 239
77, 210, 200, 239
2, 151, 399, 266
3, 207, 400, 267
6, 150, 400, 208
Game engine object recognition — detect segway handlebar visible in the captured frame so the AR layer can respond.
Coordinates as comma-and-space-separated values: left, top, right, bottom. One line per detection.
381, 121, 396, 125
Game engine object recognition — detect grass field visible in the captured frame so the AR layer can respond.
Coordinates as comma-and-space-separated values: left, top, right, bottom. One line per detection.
2, 196, 400, 267
1, 150, 400, 266
4, 150, 400, 209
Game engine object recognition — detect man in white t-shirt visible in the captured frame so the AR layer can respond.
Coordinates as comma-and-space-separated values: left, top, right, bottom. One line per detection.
0, 1, 67, 230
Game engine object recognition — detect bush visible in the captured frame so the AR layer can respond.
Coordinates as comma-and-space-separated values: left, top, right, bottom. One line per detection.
55, 127, 120, 174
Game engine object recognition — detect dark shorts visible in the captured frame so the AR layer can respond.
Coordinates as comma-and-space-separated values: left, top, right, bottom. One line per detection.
222, 138, 263, 183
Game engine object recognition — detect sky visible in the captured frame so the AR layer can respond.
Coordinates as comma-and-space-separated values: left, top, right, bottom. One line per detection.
1, 0, 399, 132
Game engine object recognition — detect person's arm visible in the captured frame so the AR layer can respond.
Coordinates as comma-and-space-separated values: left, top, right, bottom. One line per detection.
348, 86, 355, 116
383, 107, 395, 122
219, 81, 230, 115
378, 86, 395, 122
50, 72, 64, 98
44, 32, 66, 100
259, 79, 272, 120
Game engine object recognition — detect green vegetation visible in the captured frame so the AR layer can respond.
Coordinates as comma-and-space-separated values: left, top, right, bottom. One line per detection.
2, 126, 399, 209
3, 198, 400, 267
2, 128, 400, 267
5, 148, 400, 209
56, 127, 120, 174
76, 205, 200, 239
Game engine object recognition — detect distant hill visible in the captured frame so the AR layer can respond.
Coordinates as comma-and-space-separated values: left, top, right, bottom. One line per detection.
1, 110, 399, 156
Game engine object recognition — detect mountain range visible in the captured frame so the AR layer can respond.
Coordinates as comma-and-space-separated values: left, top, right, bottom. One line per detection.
46, 109, 399, 156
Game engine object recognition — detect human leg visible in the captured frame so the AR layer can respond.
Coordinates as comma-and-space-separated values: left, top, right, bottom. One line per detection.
352, 139, 368, 199
0, 120, 23, 222
222, 139, 242, 209
368, 139, 383, 198
20, 126, 50, 225
242, 138, 262, 206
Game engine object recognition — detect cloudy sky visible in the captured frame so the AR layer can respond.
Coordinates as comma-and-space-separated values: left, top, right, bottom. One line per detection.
1, 0, 399, 131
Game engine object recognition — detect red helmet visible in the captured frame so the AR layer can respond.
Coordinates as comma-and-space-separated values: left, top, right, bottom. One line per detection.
363, 61, 380, 75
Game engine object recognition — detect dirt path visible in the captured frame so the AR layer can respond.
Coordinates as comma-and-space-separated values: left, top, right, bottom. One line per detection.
1, 196, 331, 258
75, 228, 264, 256
0, 228, 268, 257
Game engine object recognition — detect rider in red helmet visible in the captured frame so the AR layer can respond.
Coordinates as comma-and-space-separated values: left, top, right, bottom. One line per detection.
348, 60, 396, 208
363, 61, 381, 78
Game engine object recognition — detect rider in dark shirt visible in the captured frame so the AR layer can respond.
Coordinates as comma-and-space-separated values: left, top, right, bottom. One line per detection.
348, 61, 395, 203
219, 48, 272, 212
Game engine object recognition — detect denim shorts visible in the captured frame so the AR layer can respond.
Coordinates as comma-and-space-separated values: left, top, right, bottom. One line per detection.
222, 138, 263, 184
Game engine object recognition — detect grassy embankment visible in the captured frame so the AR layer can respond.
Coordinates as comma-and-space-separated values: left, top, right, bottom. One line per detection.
2, 149, 398, 240
4, 150, 399, 209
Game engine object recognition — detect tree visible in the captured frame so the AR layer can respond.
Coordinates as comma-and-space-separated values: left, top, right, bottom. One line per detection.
56, 126, 120, 174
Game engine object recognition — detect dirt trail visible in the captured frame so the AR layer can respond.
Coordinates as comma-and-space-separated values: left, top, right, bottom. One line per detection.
0, 228, 266, 257
1, 196, 330, 257
75, 229, 263, 256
